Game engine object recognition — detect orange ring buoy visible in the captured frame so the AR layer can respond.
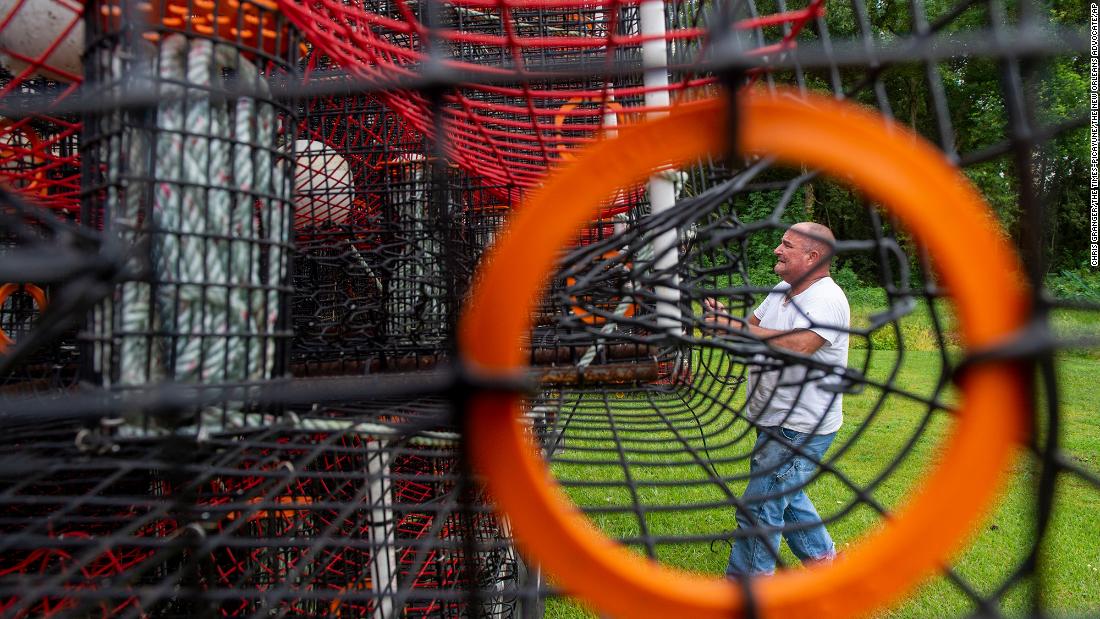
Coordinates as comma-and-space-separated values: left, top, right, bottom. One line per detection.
565, 250, 636, 325
0, 120, 48, 198
0, 283, 48, 353
460, 90, 1030, 619
552, 97, 626, 162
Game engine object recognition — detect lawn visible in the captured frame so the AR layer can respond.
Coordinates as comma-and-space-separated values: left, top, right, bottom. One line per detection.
540, 289, 1100, 618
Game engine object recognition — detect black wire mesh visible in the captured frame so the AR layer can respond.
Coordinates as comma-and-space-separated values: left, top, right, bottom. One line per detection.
520, 0, 1095, 615
542, 175, 971, 590
0, 0, 1093, 617
288, 74, 515, 373
0, 281, 80, 397
0, 394, 532, 617
0, 192, 88, 397
78, 0, 299, 435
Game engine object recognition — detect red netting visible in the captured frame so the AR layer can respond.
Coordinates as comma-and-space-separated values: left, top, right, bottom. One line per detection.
0, 432, 506, 617
0, 0, 820, 214
0, 534, 150, 618
278, 0, 825, 201
0, 0, 294, 213
0, 0, 83, 211
192, 438, 487, 617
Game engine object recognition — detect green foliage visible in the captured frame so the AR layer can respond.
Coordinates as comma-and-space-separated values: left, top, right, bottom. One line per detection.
747, 265, 779, 288
1046, 269, 1100, 302
830, 264, 863, 292
737, 0, 1090, 278
731, 181, 808, 273
1036, 57, 1090, 271
846, 281, 1100, 355
847, 292, 962, 352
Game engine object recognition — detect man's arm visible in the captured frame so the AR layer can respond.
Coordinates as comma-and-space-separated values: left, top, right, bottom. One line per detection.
747, 323, 827, 356
706, 298, 827, 356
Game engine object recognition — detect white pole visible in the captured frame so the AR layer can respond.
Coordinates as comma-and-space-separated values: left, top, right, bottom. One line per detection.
604, 89, 628, 213
368, 446, 397, 619
603, 90, 619, 138
639, 0, 682, 336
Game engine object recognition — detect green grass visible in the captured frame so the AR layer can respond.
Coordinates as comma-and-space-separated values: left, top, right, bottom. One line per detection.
870, 351, 1100, 617
541, 288, 1100, 618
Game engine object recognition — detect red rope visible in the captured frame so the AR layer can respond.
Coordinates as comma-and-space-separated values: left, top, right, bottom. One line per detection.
281, 0, 825, 196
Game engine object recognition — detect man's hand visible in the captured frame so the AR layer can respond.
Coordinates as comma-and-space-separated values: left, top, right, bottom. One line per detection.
702, 297, 733, 328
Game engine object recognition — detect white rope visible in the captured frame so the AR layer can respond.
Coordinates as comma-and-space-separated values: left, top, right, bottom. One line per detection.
101, 35, 289, 435
290, 413, 460, 447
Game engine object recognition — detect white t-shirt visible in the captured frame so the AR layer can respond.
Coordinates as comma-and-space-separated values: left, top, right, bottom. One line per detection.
745, 277, 850, 435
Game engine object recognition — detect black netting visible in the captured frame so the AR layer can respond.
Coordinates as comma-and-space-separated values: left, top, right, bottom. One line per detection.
0, 0, 1093, 616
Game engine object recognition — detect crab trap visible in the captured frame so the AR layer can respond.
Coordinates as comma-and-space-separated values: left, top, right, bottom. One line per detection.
0, 0, 1096, 617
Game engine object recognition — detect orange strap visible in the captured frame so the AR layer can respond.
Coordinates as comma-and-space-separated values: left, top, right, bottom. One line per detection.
459, 90, 1030, 619
0, 283, 48, 353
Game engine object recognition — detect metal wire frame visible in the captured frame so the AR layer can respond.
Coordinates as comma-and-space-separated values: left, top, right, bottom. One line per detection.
289, 69, 521, 373
0, 0, 85, 374
537, 172, 963, 569
283, 78, 537, 619
0, 41, 532, 612
0, 190, 105, 396
530, 201, 687, 386
731, 6, 1099, 613
0, 262, 81, 396
486, 1, 1096, 616
0, 0, 1092, 618
77, 0, 301, 435
0, 397, 533, 618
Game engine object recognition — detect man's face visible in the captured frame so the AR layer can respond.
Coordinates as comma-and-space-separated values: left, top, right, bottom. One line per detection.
773, 229, 815, 283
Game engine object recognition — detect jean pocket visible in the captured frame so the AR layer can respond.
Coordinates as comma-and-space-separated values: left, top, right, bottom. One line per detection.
779, 426, 803, 443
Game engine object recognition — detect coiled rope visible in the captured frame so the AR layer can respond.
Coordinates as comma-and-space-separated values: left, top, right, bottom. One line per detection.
104, 34, 288, 434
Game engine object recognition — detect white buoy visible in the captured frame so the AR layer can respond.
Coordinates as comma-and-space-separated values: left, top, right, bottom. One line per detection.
0, 0, 83, 83
293, 139, 353, 228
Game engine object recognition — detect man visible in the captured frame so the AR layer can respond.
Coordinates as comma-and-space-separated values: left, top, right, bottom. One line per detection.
704, 221, 850, 577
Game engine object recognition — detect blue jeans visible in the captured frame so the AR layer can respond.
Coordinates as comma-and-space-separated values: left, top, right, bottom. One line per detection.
726, 427, 837, 577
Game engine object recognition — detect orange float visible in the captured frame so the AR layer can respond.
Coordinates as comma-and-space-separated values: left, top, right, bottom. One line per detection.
565, 250, 636, 325
0, 283, 48, 353
97, 0, 292, 55
553, 96, 627, 162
